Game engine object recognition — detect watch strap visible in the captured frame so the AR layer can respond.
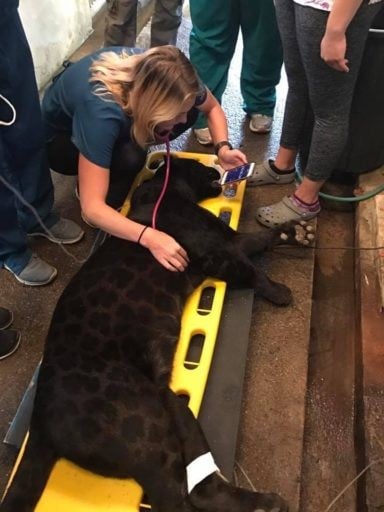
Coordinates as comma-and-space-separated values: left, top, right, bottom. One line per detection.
214, 141, 233, 155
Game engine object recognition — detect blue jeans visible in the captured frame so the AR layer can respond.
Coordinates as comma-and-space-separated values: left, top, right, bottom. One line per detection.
0, 7, 56, 273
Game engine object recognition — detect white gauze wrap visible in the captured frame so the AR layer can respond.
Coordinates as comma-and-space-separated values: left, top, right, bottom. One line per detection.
186, 452, 219, 494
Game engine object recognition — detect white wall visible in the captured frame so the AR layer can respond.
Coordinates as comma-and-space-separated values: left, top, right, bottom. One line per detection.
90, 0, 105, 16
19, 0, 93, 89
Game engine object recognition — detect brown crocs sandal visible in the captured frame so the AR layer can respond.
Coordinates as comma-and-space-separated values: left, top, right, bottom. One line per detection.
247, 160, 295, 186
256, 195, 320, 228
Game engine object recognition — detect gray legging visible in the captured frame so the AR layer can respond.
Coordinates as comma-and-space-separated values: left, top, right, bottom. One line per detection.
275, 0, 383, 181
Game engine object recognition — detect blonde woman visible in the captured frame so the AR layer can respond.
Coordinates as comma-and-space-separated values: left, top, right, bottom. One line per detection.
42, 46, 246, 271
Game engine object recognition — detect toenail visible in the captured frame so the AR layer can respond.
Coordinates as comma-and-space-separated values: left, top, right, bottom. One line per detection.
306, 225, 314, 232
280, 233, 288, 240
307, 234, 315, 240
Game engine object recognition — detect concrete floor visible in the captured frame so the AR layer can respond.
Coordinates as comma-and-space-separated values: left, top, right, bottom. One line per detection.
1, 4, 383, 512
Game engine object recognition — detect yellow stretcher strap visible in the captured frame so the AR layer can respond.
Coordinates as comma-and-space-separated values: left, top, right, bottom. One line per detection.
6, 152, 246, 511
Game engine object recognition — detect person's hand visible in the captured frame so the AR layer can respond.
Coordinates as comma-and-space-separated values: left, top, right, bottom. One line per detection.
139, 227, 189, 271
217, 147, 248, 170
320, 31, 349, 72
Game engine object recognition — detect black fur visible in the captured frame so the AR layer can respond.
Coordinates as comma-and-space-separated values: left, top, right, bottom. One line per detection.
1, 157, 292, 512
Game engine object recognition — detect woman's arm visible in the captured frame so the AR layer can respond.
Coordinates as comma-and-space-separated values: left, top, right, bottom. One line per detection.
321, 0, 364, 72
197, 90, 248, 169
78, 154, 189, 271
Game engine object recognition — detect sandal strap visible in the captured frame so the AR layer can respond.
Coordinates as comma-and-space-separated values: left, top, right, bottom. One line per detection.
263, 161, 290, 183
256, 195, 320, 228
249, 161, 295, 186
281, 195, 319, 219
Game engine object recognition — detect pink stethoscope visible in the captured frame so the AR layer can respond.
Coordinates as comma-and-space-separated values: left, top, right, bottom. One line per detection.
150, 135, 171, 230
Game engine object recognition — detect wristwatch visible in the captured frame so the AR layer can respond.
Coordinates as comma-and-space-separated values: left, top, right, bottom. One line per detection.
214, 141, 233, 156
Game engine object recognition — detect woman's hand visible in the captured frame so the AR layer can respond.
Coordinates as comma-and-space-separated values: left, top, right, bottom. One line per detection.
78, 156, 187, 272
217, 147, 248, 170
321, 30, 349, 72
139, 227, 189, 272
320, 0, 365, 73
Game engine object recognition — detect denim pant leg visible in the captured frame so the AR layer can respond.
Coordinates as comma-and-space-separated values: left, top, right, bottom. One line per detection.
0, 8, 55, 273
0, 138, 31, 273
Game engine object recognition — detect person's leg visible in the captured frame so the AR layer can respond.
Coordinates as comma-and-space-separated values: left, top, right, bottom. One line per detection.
0, 9, 56, 236
0, 144, 31, 274
253, 1, 318, 225
104, 0, 138, 47
0, 139, 58, 284
48, 131, 147, 209
273, 0, 310, 171
256, 2, 383, 227
1, 9, 82, 281
46, 132, 79, 176
0, 8, 57, 280
189, 0, 239, 130
150, 0, 184, 47
48, 130, 146, 210
247, 0, 308, 186
239, 0, 283, 120
108, 138, 148, 208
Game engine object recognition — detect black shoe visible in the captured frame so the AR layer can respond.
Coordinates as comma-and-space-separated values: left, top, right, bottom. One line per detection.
0, 307, 13, 330
0, 330, 21, 360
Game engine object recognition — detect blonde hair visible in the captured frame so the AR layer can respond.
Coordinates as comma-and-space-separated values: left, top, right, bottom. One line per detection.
90, 46, 202, 147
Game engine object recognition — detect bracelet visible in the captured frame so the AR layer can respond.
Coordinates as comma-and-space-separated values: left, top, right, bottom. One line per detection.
214, 141, 233, 156
137, 226, 149, 245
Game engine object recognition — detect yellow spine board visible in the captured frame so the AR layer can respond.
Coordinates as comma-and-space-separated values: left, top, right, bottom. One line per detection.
9, 152, 245, 511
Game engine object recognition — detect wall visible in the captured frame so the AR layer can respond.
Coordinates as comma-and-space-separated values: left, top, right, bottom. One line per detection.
19, 0, 93, 89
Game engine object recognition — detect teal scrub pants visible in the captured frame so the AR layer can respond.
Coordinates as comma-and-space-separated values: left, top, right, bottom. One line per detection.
189, 0, 283, 129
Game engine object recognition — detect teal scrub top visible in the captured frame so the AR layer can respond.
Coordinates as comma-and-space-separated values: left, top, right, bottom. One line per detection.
42, 47, 143, 169
42, 47, 207, 170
